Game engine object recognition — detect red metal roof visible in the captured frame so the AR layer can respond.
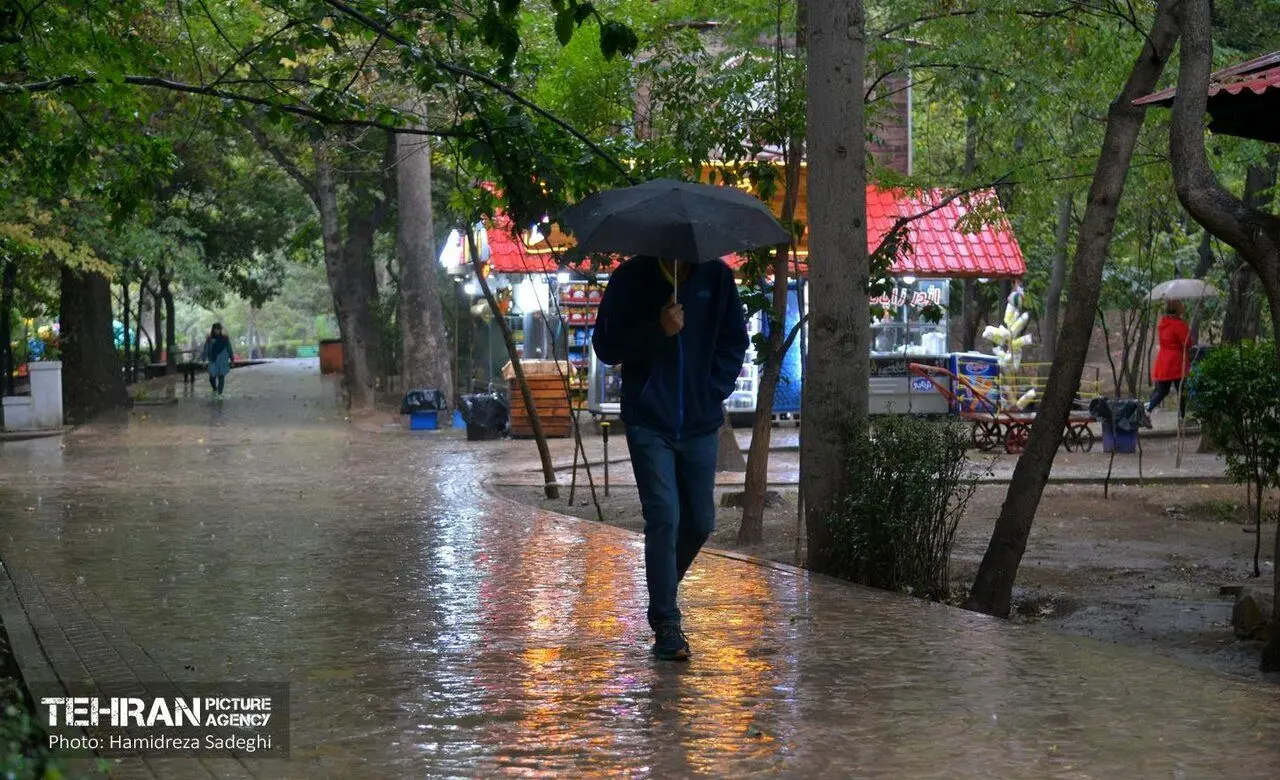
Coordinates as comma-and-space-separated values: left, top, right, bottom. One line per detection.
1134, 51, 1280, 106
483, 185, 1025, 279
867, 187, 1026, 278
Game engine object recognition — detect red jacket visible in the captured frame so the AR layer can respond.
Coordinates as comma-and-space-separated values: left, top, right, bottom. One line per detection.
1152, 315, 1190, 381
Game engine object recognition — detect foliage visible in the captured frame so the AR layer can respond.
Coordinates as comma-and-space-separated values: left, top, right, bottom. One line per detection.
825, 417, 979, 601
1187, 341, 1280, 573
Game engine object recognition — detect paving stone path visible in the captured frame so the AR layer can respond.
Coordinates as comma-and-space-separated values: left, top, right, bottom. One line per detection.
0, 360, 1275, 778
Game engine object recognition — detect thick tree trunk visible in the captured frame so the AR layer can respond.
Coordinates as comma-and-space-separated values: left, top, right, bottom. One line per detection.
964, 1, 1180, 617
1166, 0, 1280, 670
803, 0, 870, 574
1042, 192, 1073, 363
316, 147, 382, 411
395, 126, 453, 401
60, 267, 129, 423
2, 258, 15, 396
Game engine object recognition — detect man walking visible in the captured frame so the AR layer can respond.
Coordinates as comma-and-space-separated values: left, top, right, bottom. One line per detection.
592, 255, 748, 660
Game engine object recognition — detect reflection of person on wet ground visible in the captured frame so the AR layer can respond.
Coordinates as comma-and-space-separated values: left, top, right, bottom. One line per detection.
200, 323, 234, 399
593, 255, 748, 661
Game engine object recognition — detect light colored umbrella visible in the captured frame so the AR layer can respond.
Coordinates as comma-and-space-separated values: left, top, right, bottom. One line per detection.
1147, 278, 1220, 301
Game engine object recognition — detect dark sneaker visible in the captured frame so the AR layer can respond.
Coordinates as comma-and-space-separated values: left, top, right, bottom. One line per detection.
653, 624, 691, 661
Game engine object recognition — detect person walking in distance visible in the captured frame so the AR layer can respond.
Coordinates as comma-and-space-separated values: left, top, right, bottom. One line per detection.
201, 323, 234, 399
592, 255, 748, 661
1145, 300, 1193, 424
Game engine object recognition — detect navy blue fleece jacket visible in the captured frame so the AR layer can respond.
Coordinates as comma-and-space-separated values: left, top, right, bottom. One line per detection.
592, 256, 748, 439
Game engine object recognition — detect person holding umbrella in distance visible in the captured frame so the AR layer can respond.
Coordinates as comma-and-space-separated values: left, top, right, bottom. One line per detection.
560, 179, 787, 661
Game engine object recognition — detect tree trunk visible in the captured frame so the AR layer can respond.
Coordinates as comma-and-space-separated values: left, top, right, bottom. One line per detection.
134, 270, 150, 372
395, 124, 453, 402
466, 225, 560, 500
163, 280, 177, 371
964, 1, 1180, 617
1221, 262, 1261, 343
1220, 163, 1276, 342
151, 283, 162, 365
1042, 191, 1073, 363
1166, 0, 1280, 670
315, 146, 382, 411
717, 409, 747, 471
803, 0, 870, 574
2, 257, 15, 396
120, 275, 132, 383
740, 159, 803, 540
60, 267, 129, 423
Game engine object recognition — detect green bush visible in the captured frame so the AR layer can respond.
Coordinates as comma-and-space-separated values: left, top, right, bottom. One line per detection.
1187, 341, 1280, 575
825, 416, 979, 601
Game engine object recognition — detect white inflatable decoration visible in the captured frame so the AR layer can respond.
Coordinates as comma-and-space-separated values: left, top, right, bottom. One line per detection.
981, 285, 1035, 411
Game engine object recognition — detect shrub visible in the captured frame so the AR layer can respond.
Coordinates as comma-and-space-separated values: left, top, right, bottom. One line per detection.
825, 416, 979, 601
1187, 340, 1280, 576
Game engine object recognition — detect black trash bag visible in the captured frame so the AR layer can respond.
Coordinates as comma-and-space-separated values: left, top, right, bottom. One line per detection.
1089, 397, 1145, 432
459, 392, 508, 431
401, 388, 447, 414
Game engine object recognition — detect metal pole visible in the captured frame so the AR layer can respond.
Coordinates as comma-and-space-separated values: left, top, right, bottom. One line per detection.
602, 421, 611, 497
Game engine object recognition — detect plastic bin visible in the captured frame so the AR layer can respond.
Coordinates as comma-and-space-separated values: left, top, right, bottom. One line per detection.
409, 411, 439, 430
1100, 421, 1137, 453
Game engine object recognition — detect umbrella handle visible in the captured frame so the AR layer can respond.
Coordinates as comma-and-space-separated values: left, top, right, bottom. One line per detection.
673, 259, 679, 304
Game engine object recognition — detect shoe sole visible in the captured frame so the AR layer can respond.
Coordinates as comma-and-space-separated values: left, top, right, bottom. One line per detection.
654, 651, 690, 661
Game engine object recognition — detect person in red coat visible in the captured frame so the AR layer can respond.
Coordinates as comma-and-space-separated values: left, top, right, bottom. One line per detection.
1146, 300, 1192, 418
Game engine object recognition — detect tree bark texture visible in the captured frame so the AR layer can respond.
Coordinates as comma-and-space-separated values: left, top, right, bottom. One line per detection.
1166, 0, 1280, 670
1042, 192, 1073, 363
315, 146, 383, 411
964, 1, 1180, 617
395, 127, 453, 403
802, 0, 870, 574
60, 267, 129, 424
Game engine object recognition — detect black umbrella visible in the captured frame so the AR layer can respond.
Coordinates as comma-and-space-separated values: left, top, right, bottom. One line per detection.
557, 178, 790, 271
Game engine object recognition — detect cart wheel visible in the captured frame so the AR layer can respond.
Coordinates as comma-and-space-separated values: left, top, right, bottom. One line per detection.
971, 421, 1003, 451
1004, 423, 1030, 454
1063, 425, 1081, 452
1078, 425, 1096, 453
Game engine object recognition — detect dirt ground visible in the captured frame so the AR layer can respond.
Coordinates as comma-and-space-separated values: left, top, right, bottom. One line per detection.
494, 450, 1279, 682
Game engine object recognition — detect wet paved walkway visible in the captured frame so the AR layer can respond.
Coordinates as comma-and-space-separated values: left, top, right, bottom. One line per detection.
1, 361, 1277, 778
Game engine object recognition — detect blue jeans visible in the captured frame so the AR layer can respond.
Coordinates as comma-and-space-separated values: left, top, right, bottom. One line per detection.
625, 424, 719, 632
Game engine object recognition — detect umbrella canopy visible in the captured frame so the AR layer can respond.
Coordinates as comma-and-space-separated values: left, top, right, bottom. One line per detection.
1147, 278, 1221, 302
556, 179, 790, 264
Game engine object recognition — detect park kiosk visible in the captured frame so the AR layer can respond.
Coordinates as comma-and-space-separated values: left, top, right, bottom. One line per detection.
439, 172, 1027, 427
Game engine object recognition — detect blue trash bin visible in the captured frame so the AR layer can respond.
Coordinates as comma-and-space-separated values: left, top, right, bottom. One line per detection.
409, 411, 439, 431
1100, 421, 1137, 453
